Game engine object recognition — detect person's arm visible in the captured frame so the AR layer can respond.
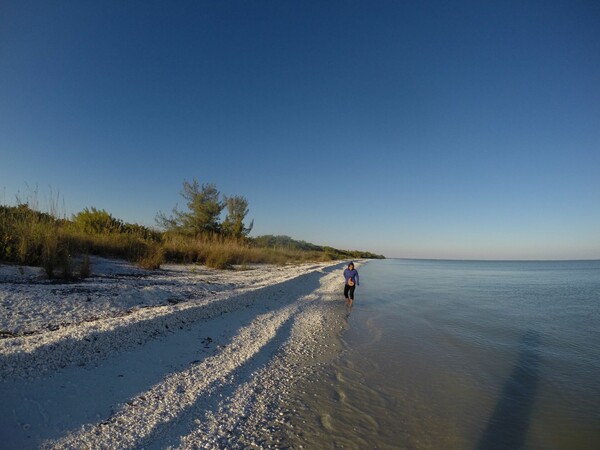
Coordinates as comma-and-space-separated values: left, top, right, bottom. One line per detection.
355, 271, 360, 286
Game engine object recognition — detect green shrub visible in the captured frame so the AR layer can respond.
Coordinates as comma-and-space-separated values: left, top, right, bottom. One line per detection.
72, 207, 123, 234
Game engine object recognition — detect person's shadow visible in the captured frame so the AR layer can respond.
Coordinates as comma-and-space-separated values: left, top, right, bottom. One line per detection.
477, 330, 541, 450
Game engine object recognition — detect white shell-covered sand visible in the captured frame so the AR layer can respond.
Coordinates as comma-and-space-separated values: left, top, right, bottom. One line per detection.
0, 257, 355, 449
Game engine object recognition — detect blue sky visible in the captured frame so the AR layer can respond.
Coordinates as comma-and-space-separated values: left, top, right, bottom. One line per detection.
1, 0, 599, 259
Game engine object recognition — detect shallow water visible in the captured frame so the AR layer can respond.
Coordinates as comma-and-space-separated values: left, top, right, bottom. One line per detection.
280, 259, 600, 449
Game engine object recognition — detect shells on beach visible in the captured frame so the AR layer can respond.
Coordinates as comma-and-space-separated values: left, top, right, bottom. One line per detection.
0, 258, 354, 449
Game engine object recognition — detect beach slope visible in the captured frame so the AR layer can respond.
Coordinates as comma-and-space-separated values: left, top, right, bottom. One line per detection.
0, 258, 349, 449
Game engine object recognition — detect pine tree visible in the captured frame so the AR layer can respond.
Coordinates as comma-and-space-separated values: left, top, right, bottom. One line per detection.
157, 180, 225, 235
222, 195, 253, 239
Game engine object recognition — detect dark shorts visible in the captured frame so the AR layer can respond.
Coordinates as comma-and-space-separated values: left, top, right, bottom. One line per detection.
344, 284, 356, 300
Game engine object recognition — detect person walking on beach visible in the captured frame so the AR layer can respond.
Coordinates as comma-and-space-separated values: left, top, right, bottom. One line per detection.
343, 262, 359, 306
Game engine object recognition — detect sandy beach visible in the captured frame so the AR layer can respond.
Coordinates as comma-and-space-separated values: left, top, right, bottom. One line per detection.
0, 257, 352, 449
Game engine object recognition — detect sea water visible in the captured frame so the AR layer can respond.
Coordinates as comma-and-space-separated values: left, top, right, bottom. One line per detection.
281, 259, 600, 449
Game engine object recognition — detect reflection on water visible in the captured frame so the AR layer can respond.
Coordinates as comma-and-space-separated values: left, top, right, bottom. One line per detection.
279, 259, 600, 449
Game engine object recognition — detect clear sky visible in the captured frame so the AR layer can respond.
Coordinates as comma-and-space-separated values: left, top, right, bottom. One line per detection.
1, 0, 599, 259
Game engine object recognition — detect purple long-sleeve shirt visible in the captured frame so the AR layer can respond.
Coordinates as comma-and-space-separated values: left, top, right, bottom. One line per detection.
343, 268, 359, 286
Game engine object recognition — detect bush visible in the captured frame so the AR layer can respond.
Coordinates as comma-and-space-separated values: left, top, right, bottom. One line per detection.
72, 207, 123, 234
137, 247, 164, 270
206, 252, 231, 270
59, 250, 73, 280
80, 255, 91, 278
41, 234, 58, 278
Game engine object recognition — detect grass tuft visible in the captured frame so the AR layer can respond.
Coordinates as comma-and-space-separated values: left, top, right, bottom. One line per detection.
80, 254, 91, 278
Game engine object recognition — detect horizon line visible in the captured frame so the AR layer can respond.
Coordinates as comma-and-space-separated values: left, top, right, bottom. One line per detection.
385, 257, 600, 263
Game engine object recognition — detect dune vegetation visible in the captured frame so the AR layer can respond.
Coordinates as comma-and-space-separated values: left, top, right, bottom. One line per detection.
0, 181, 384, 278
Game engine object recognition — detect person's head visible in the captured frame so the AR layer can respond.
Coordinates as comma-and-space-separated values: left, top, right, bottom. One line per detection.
348, 262, 354, 269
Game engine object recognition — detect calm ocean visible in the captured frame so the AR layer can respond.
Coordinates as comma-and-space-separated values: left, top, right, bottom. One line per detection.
281, 259, 600, 449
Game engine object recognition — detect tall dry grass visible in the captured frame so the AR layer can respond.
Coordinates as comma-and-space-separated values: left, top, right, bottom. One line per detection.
1, 205, 152, 277
1, 204, 343, 276
160, 233, 327, 269
2, 185, 384, 277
